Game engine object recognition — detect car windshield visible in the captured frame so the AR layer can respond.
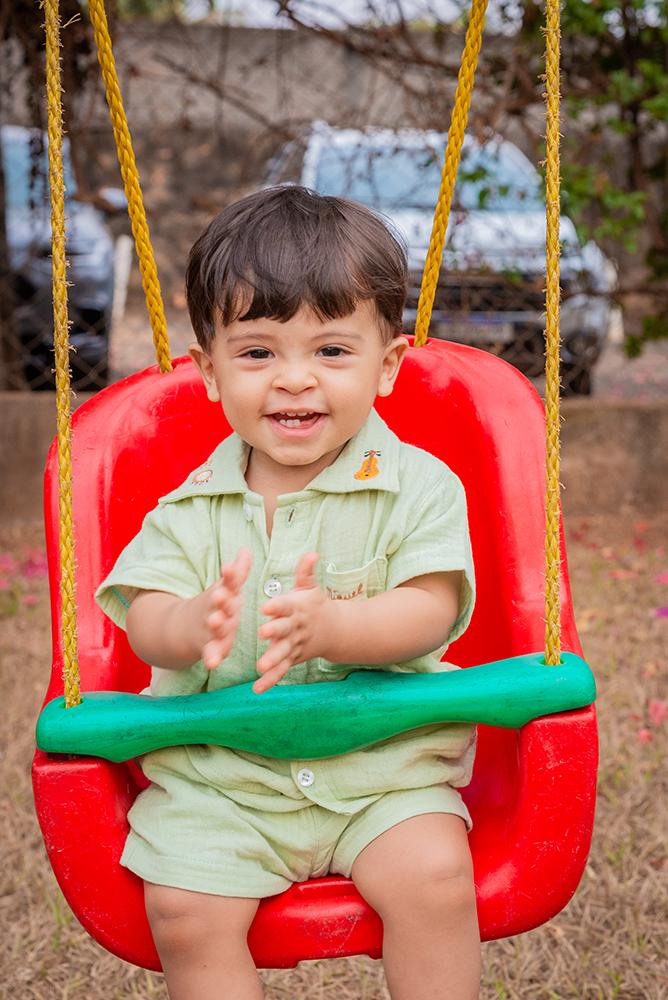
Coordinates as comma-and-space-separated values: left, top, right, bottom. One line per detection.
314, 141, 543, 212
2, 131, 77, 210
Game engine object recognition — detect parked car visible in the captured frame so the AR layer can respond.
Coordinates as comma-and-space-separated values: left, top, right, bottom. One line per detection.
264, 122, 617, 395
1, 124, 122, 390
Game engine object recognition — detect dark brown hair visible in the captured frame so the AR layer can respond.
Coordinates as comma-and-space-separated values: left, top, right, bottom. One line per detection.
185, 185, 407, 351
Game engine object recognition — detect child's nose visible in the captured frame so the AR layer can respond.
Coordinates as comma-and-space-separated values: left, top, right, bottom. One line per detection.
271, 363, 318, 393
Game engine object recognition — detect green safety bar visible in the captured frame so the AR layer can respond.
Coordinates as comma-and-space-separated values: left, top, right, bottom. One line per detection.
37, 652, 595, 762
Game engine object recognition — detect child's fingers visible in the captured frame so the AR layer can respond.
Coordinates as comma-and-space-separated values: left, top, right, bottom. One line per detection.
234, 547, 253, 583
257, 616, 291, 641
256, 639, 294, 675
253, 657, 293, 694
202, 637, 229, 670
222, 548, 252, 592
293, 552, 319, 590
211, 587, 241, 618
260, 596, 291, 619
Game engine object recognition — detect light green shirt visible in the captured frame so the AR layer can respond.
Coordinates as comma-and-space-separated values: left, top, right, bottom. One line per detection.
95, 407, 477, 813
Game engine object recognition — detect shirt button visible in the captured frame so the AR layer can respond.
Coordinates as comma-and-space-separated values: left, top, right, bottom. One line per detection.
243, 503, 253, 521
297, 768, 315, 788
263, 577, 282, 597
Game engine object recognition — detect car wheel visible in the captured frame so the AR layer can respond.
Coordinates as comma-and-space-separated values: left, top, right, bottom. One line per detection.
500, 327, 545, 379
561, 364, 592, 397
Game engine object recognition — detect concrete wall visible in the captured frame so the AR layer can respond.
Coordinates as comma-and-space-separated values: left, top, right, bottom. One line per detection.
0, 24, 539, 153
2, 392, 666, 525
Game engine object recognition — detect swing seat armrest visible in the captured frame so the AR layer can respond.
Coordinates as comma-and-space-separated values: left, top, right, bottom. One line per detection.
36, 651, 595, 762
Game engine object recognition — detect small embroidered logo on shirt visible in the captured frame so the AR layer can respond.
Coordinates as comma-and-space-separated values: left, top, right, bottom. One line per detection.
326, 582, 364, 601
354, 450, 381, 480
191, 466, 213, 484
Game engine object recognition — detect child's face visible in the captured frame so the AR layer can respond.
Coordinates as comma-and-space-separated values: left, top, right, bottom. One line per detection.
189, 300, 407, 478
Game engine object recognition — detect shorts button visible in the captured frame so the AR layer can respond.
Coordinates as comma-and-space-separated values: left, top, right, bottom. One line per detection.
296, 768, 315, 788
263, 577, 282, 597
243, 503, 253, 521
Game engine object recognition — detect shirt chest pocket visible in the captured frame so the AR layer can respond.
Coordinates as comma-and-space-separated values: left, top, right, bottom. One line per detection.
323, 556, 387, 601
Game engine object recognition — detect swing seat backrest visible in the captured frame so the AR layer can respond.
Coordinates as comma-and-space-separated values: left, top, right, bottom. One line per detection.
33, 339, 597, 969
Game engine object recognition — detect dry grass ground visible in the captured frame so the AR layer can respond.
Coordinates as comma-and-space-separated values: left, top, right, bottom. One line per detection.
1, 514, 666, 1000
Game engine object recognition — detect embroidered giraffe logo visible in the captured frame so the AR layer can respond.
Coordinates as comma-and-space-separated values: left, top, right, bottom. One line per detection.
354, 450, 381, 480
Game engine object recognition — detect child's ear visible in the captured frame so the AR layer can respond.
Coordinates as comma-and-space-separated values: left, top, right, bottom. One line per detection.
377, 334, 408, 397
188, 342, 220, 403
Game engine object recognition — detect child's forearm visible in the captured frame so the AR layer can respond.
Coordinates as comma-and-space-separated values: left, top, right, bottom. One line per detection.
321, 585, 458, 666
126, 588, 212, 671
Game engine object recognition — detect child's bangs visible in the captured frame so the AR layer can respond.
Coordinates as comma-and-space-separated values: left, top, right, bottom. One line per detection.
216, 238, 373, 330
187, 187, 407, 348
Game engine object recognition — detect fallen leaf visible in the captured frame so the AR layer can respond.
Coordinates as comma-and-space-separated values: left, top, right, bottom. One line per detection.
643, 660, 660, 678
577, 608, 600, 633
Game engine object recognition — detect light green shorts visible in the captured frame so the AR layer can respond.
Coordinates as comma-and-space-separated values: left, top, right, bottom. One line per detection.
121, 762, 472, 898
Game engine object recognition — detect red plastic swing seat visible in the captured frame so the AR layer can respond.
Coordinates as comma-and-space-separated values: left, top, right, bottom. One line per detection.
33, 338, 597, 970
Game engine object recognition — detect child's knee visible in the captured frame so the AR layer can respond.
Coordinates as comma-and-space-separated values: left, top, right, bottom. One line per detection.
144, 881, 258, 953
390, 855, 476, 925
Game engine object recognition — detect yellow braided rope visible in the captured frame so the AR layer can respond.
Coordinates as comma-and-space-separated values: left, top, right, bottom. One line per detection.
45, 0, 80, 707
88, 0, 171, 371
413, 0, 488, 348
544, 0, 562, 664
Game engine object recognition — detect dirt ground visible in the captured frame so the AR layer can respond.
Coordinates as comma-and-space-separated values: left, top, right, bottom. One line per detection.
1, 511, 667, 1000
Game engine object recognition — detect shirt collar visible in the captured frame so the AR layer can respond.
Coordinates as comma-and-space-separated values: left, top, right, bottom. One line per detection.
159, 407, 401, 504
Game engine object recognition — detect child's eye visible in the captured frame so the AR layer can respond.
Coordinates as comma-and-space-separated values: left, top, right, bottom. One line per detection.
319, 346, 348, 358
243, 349, 272, 360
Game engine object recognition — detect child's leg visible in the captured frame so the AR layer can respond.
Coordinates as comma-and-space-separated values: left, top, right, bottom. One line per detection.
350, 813, 480, 1000
145, 882, 263, 1000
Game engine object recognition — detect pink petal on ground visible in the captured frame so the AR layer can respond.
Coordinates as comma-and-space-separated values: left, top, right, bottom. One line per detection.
0, 554, 17, 573
0, 578, 11, 591
636, 728, 653, 744
654, 571, 668, 584
648, 699, 668, 727
25, 547, 46, 559
609, 569, 639, 580
22, 594, 38, 607
20, 553, 49, 579
655, 607, 668, 618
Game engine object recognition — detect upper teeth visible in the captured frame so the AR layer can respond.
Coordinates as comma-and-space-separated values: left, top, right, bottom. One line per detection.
275, 411, 318, 426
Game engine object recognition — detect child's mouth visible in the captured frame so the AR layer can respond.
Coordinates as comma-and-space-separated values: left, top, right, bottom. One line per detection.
267, 412, 325, 436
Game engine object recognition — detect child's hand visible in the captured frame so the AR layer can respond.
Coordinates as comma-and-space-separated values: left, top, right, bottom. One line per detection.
201, 548, 252, 671
254, 553, 333, 694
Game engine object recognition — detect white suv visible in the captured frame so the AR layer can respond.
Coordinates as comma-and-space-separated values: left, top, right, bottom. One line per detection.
264, 122, 617, 395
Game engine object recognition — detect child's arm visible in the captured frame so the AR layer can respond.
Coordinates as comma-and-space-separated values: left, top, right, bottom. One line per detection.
255, 554, 462, 693
126, 548, 252, 671
323, 571, 462, 665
